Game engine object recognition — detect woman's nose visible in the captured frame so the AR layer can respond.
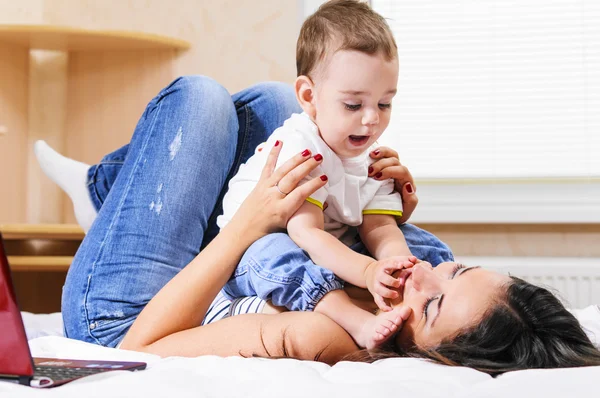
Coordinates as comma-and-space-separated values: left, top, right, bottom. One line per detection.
411, 263, 441, 294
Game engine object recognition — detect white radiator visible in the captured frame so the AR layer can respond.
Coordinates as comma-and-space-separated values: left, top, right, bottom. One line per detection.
456, 257, 600, 309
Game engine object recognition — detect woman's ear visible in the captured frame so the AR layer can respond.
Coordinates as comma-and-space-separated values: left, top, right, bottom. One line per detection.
295, 75, 317, 119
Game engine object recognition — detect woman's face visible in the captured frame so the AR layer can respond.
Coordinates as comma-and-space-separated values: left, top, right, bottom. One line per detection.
393, 262, 510, 350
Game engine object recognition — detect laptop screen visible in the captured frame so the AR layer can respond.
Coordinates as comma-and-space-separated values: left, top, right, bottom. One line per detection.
0, 233, 35, 378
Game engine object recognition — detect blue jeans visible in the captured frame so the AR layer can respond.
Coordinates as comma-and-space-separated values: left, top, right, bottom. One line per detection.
63, 75, 454, 347
62, 76, 301, 347
222, 227, 454, 311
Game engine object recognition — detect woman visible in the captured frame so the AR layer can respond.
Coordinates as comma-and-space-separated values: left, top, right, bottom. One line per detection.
46, 76, 600, 375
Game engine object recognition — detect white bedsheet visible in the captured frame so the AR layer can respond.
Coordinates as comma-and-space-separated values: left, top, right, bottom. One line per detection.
3, 306, 598, 397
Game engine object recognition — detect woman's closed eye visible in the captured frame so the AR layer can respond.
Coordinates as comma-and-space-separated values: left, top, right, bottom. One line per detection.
422, 263, 468, 321
450, 263, 466, 278
422, 295, 438, 320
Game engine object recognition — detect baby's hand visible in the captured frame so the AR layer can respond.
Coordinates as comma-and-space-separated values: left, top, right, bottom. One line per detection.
365, 256, 417, 311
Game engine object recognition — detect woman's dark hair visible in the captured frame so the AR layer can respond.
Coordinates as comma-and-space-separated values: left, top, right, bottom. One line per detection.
344, 276, 600, 375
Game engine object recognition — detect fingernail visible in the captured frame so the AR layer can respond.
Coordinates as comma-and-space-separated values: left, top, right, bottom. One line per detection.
375, 172, 383, 178
373, 149, 380, 156
406, 182, 414, 193
302, 149, 310, 157
320, 175, 328, 181
274, 140, 280, 147
314, 154, 323, 162
368, 166, 373, 174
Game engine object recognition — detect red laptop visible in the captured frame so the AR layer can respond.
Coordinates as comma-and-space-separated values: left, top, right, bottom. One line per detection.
0, 232, 146, 388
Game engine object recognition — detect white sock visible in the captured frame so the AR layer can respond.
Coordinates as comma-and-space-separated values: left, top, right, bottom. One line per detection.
34, 140, 97, 233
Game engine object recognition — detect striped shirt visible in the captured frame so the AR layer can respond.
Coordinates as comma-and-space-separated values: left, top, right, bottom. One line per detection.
201, 292, 266, 325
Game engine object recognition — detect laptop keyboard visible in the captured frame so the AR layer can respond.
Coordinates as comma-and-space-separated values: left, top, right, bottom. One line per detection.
34, 365, 106, 381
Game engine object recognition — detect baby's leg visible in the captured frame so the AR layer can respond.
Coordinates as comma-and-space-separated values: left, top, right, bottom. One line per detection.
223, 232, 405, 349
314, 290, 407, 349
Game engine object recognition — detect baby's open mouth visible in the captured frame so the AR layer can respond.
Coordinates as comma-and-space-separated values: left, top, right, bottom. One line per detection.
349, 135, 369, 146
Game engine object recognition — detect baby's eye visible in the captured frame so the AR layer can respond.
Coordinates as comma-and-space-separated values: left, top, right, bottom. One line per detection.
344, 103, 361, 111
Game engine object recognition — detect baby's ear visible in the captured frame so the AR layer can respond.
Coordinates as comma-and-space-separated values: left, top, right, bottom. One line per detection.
294, 75, 316, 118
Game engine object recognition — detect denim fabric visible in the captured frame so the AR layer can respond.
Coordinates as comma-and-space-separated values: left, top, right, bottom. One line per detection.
349, 223, 455, 267
63, 76, 301, 347
87, 145, 129, 212
223, 225, 454, 312
222, 233, 345, 311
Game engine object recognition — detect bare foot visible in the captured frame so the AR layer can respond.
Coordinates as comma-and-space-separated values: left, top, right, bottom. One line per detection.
355, 306, 410, 349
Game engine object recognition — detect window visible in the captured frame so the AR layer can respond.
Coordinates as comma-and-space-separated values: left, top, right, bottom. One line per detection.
372, 0, 599, 179
301, 0, 600, 222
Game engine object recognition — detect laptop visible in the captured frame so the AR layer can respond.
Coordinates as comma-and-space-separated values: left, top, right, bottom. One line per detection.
0, 232, 146, 388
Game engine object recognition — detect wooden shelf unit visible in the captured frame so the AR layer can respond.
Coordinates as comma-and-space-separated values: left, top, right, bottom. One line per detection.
0, 223, 83, 272
0, 223, 84, 241
1, 223, 84, 313
0, 24, 190, 51
7, 256, 73, 272
0, 22, 190, 225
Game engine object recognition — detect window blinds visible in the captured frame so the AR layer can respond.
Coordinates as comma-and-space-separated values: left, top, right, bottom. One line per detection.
371, 0, 599, 178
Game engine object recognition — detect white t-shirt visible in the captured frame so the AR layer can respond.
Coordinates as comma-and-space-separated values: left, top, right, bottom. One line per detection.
216, 113, 403, 246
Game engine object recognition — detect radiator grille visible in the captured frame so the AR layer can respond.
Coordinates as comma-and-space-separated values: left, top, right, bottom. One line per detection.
456, 257, 600, 308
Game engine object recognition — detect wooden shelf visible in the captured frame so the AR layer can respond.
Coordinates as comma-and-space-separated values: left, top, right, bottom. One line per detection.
0, 24, 190, 51
0, 224, 84, 240
1, 224, 81, 272
7, 256, 72, 272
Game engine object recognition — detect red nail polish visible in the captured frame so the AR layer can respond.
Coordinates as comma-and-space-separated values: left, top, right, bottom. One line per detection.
368, 166, 373, 174
274, 140, 280, 147
314, 154, 323, 162
375, 172, 383, 178
302, 149, 310, 157
320, 175, 328, 181
406, 182, 414, 193
373, 149, 380, 155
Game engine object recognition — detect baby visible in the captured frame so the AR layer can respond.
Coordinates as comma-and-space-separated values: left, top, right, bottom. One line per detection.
217, 0, 415, 349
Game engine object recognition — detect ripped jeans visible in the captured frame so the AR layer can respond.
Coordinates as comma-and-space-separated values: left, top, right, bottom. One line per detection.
61, 76, 454, 348
62, 76, 303, 347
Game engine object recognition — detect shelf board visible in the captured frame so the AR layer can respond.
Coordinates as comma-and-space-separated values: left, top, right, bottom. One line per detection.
0, 224, 84, 240
0, 24, 190, 51
7, 256, 72, 272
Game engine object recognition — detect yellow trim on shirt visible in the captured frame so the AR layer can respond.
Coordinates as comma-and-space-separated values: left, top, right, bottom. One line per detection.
362, 209, 403, 217
305, 197, 324, 210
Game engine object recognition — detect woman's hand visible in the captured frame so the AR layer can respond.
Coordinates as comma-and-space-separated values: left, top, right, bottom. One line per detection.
231, 140, 327, 240
368, 147, 418, 224
123, 140, 327, 353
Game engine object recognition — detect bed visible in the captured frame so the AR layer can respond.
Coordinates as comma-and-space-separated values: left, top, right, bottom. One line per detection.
2, 306, 599, 397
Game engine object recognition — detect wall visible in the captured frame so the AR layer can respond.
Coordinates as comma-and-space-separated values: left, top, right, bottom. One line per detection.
418, 224, 600, 259
0, 0, 299, 224
0, 0, 299, 92
1, 0, 597, 257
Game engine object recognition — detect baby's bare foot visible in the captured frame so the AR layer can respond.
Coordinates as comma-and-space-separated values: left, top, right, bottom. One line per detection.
356, 306, 407, 349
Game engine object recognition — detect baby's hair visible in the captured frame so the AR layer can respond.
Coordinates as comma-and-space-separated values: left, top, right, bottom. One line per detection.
296, 0, 397, 78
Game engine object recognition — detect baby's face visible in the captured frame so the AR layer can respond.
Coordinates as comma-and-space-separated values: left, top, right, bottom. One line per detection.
311, 50, 399, 158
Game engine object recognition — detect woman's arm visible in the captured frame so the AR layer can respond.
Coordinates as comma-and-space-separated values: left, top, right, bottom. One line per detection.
127, 311, 357, 364
368, 147, 418, 224
119, 143, 358, 361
